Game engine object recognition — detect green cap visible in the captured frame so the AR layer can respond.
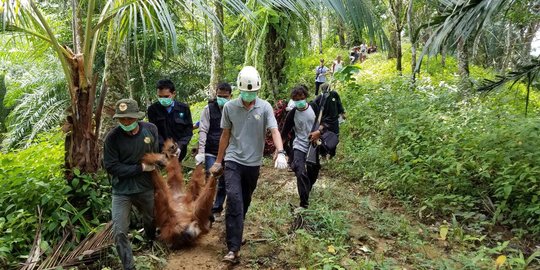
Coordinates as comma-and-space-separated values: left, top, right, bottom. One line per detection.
113, 99, 145, 119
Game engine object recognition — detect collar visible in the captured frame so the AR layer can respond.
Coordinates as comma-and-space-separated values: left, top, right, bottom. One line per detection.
166, 101, 175, 113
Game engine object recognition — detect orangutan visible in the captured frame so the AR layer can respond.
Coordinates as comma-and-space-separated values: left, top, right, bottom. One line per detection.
142, 139, 217, 249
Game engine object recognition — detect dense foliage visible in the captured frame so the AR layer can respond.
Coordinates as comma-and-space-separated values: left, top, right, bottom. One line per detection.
331, 53, 540, 237
0, 132, 111, 268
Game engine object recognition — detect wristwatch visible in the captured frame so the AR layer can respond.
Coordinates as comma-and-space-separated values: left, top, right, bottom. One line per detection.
277, 150, 286, 155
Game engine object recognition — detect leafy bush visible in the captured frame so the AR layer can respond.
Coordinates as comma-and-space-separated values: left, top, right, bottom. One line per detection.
334, 52, 540, 236
0, 131, 111, 269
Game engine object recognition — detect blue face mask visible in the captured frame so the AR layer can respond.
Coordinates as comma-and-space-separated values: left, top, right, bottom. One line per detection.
294, 99, 307, 109
120, 121, 138, 132
158, 97, 173, 107
240, 91, 257, 102
217, 97, 229, 107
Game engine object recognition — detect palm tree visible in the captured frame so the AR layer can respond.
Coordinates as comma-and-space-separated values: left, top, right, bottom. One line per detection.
418, 0, 539, 91
1, 0, 177, 176
2, 0, 387, 176
209, 0, 225, 95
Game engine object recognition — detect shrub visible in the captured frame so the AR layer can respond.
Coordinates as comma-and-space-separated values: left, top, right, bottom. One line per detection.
334, 53, 540, 236
0, 131, 111, 268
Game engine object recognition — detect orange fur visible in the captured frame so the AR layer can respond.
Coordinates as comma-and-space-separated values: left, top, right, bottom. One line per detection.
143, 139, 218, 248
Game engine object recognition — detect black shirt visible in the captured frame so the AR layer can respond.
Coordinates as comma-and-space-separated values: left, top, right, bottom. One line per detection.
103, 122, 159, 195
313, 91, 345, 134
147, 101, 193, 148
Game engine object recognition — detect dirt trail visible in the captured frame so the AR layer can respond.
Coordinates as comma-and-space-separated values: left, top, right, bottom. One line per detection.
165, 167, 293, 270
162, 164, 472, 269
165, 224, 234, 270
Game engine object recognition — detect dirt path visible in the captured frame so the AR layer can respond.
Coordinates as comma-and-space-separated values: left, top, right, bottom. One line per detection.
165, 166, 294, 270
161, 162, 515, 269
165, 223, 233, 270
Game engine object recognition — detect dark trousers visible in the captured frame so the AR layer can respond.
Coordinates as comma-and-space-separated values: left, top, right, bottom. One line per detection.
179, 143, 188, 161
205, 155, 226, 213
315, 81, 324, 96
292, 149, 321, 208
224, 161, 260, 252
112, 190, 155, 270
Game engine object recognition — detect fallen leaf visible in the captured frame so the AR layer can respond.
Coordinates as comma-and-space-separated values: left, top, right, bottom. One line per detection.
359, 245, 372, 253
439, 224, 449, 241
327, 245, 336, 254
495, 255, 506, 268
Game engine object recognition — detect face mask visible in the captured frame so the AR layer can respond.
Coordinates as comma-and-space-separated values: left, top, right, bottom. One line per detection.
294, 99, 307, 109
240, 91, 257, 103
217, 97, 229, 107
158, 97, 173, 107
120, 121, 138, 132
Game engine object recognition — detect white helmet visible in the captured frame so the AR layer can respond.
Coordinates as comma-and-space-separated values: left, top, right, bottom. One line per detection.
237, 66, 261, 92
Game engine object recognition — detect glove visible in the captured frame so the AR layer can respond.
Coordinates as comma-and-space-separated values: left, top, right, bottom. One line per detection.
274, 153, 288, 169
209, 162, 223, 176
195, 153, 205, 165
142, 163, 156, 172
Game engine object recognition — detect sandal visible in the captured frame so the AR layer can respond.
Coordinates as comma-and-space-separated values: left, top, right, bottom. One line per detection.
222, 251, 239, 263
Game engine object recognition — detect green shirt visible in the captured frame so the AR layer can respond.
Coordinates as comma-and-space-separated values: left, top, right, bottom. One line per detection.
103, 122, 159, 195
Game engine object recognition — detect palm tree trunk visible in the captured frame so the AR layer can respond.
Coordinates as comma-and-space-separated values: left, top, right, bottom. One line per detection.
501, 21, 513, 71
521, 22, 540, 63
209, 0, 224, 96
441, 45, 447, 68
264, 18, 289, 99
0, 73, 8, 133
337, 20, 346, 47
71, 0, 83, 53
407, 0, 416, 82
63, 0, 99, 177
457, 37, 471, 92
100, 40, 129, 140
64, 54, 99, 178
318, 7, 323, 54
396, 29, 402, 74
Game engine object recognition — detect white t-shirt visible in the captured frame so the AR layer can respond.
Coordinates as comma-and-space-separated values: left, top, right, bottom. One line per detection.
315, 66, 329, 82
333, 60, 343, 73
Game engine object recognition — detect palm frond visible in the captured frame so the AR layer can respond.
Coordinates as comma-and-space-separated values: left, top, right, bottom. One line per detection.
2, 56, 68, 149
23, 222, 115, 270
420, 0, 511, 57
478, 57, 540, 115
478, 57, 540, 92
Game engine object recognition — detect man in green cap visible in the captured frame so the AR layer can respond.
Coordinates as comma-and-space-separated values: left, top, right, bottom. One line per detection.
103, 98, 159, 270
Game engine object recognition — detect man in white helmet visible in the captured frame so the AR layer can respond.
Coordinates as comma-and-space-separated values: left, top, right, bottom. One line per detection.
210, 66, 288, 263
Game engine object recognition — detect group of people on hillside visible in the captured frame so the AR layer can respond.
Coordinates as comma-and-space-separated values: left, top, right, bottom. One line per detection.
103, 66, 345, 269
349, 42, 377, 64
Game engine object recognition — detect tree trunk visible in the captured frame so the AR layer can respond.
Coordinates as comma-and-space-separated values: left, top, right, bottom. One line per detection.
0, 73, 8, 133
71, 0, 83, 53
318, 7, 323, 54
389, 0, 404, 73
521, 22, 540, 64
100, 40, 129, 140
407, 0, 416, 82
63, 1, 100, 177
337, 19, 346, 47
396, 29, 402, 74
209, 0, 224, 97
388, 30, 397, 59
441, 44, 446, 68
264, 19, 289, 99
457, 37, 471, 92
500, 21, 513, 71
64, 54, 99, 178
